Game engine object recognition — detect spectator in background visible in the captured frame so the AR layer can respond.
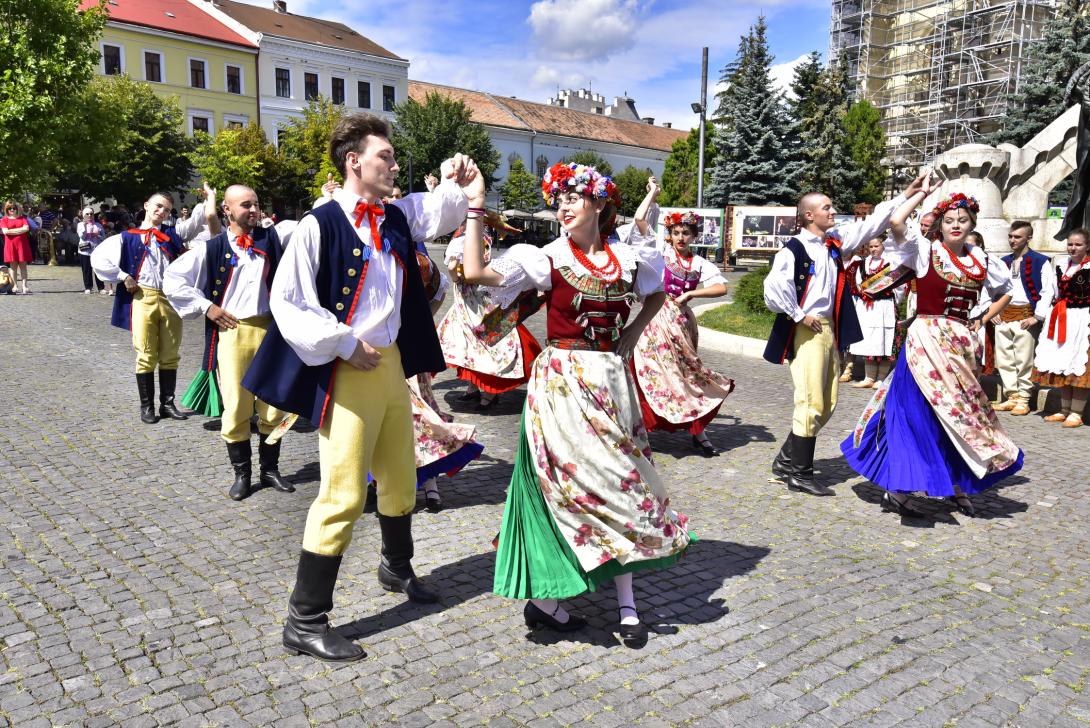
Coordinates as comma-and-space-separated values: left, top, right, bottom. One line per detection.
178, 206, 190, 222
39, 202, 60, 232
77, 207, 107, 294
1, 200, 33, 294
55, 218, 79, 264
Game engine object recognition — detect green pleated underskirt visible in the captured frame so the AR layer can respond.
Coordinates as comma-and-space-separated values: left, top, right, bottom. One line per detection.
493, 416, 692, 600
180, 369, 223, 417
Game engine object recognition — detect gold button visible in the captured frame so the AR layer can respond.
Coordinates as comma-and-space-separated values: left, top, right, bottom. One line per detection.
219, 266, 226, 272
212, 291, 219, 296
347, 268, 357, 277
215, 279, 222, 285
353, 248, 361, 257
225, 253, 231, 259
335, 302, 345, 311
342, 286, 351, 295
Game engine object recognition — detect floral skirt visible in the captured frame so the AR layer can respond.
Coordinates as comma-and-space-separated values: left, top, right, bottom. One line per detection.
408, 374, 483, 486
630, 297, 734, 434
493, 348, 692, 600
841, 317, 1023, 496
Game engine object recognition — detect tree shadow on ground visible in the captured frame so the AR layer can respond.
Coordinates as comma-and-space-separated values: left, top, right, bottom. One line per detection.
336, 538, 770, 651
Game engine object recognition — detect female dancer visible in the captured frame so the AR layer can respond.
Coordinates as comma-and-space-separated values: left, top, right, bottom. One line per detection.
624, 180, 734, 456
437, 224, 542, 410
841, 183, 1023, 519
1033, 228, 1090, 428
848, 237, 904, 388
463, 163, 691, 643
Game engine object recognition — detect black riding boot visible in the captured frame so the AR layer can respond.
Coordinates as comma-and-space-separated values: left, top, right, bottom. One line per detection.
283, 550, 366, 662
158, 369, 188, 420
259, 440, 295, 493
785, 436, 834, 496
226, 440, 253, 501
772, 432, 796, 480
376, 513, 438, 603
136, 372, 158, 424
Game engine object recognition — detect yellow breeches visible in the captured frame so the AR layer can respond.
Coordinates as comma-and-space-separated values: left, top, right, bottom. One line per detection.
132, 286, 182, 373
217, 316, 286, 443
788, 319, 840, 437
302, 345, 416, 556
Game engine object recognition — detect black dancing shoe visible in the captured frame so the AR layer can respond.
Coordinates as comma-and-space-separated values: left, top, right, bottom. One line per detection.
476, 394, 500, 411
523, 601, 586, 633
881, 492, 926, 519
617, 606, 648, 647
456, 389, 480, 403
424, 491, 442, 513
691, 435, 719, 458
948, 494, 976, 518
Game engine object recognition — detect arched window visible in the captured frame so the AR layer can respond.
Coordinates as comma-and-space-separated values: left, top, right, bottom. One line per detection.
535, 154, 549, 177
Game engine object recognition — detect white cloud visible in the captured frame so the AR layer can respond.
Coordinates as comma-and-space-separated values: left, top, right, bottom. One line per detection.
529, 0, 640, 61
771, 54, 812, 97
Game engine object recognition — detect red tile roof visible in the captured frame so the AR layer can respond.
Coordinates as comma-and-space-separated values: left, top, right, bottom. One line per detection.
408, 81, 687, 153
82, 0, 256, 48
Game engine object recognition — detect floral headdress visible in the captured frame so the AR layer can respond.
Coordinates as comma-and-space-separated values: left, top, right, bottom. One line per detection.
541, 162, 620, 209
930, 192, 980, 219
662, 211, 702, 231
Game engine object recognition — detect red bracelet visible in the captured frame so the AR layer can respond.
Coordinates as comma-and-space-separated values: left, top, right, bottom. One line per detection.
467, 207, 485, 215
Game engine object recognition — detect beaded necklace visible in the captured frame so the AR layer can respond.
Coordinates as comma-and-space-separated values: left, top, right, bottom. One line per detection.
1063, 256, 1089, 280
568, 238, 621, 282
865, 255, 885, 275
672, 247, 694, 271
940, 241, 986, 282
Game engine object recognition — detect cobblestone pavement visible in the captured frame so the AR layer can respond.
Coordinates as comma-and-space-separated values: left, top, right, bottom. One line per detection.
1, 263, 1088, 728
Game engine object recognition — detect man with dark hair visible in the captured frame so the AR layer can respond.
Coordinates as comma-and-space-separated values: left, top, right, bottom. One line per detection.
763, 175, 926, 496
243, 112, 481, 662
993, 221, 1056, 415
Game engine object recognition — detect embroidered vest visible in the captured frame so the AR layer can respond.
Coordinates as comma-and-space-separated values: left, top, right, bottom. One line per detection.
110, 226, 186, 330
242, 203, 445, 427
915, 247, 985, 321
545, 260, 636, 349
1001, 248, 1048, 304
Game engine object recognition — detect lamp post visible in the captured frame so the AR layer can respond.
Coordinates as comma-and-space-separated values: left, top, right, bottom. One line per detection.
692, 47, 709, 208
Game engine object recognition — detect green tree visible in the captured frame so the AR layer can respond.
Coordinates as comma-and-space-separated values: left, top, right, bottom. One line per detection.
843, 100, 887, 204
707, 16, 797, 206
59, 75, 193, 207
391, 91, 500, 192
660, 126, 716, 207
277, 97, 346, 206
189, 123, 292, 211
0, 0, 107, 196
613, 165, 653, 217
498, 158, 540, 211
562, 150, 613, 177
795, 60, 864, 209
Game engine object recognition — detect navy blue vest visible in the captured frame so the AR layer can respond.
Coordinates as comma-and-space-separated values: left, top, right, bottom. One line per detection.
196, 227, 282, 375
763, 237, 863, 364
1001, 248, 1049, 305
110, 227, 186, 330
242, 202, 445, 426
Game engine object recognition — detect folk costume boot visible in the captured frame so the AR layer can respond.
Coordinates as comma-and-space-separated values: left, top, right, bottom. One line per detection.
158, 369, 188, 420
283, 550, 366, 662
376, 513, 439, 604
785, 436, 834, 496
136, 372, 158, 424
772, 432, 796, 481
226, 440, 253, 501
259, 440, 295, 493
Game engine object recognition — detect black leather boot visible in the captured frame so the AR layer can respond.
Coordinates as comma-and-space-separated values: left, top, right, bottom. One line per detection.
136, 372, 158, 424
785, 436, 835, 496
362, 480, 377, 514
158, 369, 188, 420
283, 550, 366, 662
259, 440, 295, 493
226, 440, 253, 501
772, 432, 796, 480
376, 513, 438, 603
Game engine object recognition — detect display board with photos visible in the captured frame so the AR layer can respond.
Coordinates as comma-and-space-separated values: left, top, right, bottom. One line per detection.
656, 208, 726, 252
733, 207, 861, 251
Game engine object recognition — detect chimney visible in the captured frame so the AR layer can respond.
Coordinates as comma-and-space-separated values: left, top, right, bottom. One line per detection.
642, 117, 655, 125
273, 0, 287, 12
662, 122, 672, 128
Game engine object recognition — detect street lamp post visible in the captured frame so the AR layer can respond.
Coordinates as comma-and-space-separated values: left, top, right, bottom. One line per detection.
692, 47, 709, 208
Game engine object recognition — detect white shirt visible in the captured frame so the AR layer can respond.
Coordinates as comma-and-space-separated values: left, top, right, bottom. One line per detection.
163, 221, 298, 319
764, 196, 904, 322
90, 203, 209, 289
271, 182, 467, 366
663, 247, 726, 287
1005, 251, 1057, 318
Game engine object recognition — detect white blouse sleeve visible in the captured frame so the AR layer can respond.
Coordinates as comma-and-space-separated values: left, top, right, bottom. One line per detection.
485, 243, 552, 309
444, 236, 464, 265
982, 250, 1013, 299
883, 223, 928, 276
163, 241, 211, 318
763, 246, 805, 322
633, 246, 665, 299
695, 256, 727, 287
1035, 259, 1058, 319
273, 219, 299, 249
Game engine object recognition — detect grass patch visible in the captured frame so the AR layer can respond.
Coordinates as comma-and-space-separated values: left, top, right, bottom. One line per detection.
698, 301, 775, 340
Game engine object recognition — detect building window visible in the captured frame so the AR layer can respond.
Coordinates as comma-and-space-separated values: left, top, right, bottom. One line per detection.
191, 116, 211, 136
275, 67, 291, 98
223, 114, 247, 131
382, 84, 396, 111
304, 72, 319, 101
102, 44, 122, 75
143, 51, 162, 83
332, 77, 345, 105
190, 59, 207, 89
226, 65, 242, 94
535, 155, 548, 177
357, 81, 371, 109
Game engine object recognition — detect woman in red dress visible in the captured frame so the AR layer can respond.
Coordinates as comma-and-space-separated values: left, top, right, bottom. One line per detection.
1, 200, 33, 294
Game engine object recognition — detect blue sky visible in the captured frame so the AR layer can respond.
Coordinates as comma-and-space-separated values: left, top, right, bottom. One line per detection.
238, 0, 832, 130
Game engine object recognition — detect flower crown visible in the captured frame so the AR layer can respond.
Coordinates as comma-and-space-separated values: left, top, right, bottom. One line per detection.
541, 162, 620, 208
662, 211, 701, 231
931, 192, 980, 219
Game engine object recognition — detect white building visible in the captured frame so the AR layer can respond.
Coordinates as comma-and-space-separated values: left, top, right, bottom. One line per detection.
409, 81, 687, 206
192, 0, 408, 144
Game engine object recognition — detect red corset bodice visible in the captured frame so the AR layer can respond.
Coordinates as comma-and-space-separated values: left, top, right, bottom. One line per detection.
545, 263, 635, 348
915, 248, 983, 322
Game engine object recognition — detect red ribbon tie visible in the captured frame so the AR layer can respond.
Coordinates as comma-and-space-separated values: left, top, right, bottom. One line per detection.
353, 200, 385, 252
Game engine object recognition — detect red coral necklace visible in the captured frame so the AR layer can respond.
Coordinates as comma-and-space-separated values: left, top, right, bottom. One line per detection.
569, 238, 621, 282
941, 241, 986, 281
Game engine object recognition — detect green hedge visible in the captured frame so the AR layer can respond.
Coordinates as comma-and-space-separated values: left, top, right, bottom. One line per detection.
733, 267, 772, 315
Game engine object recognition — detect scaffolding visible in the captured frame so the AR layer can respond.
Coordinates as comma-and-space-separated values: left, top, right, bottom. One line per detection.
830, 0, 1057, 169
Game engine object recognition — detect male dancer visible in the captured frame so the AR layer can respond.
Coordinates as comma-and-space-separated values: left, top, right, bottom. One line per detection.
163, 185, 298, 501
993, 221, 1056, 415
92, 186, 219, 423
243, 113, 479, 661
763, 174, 926, 495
